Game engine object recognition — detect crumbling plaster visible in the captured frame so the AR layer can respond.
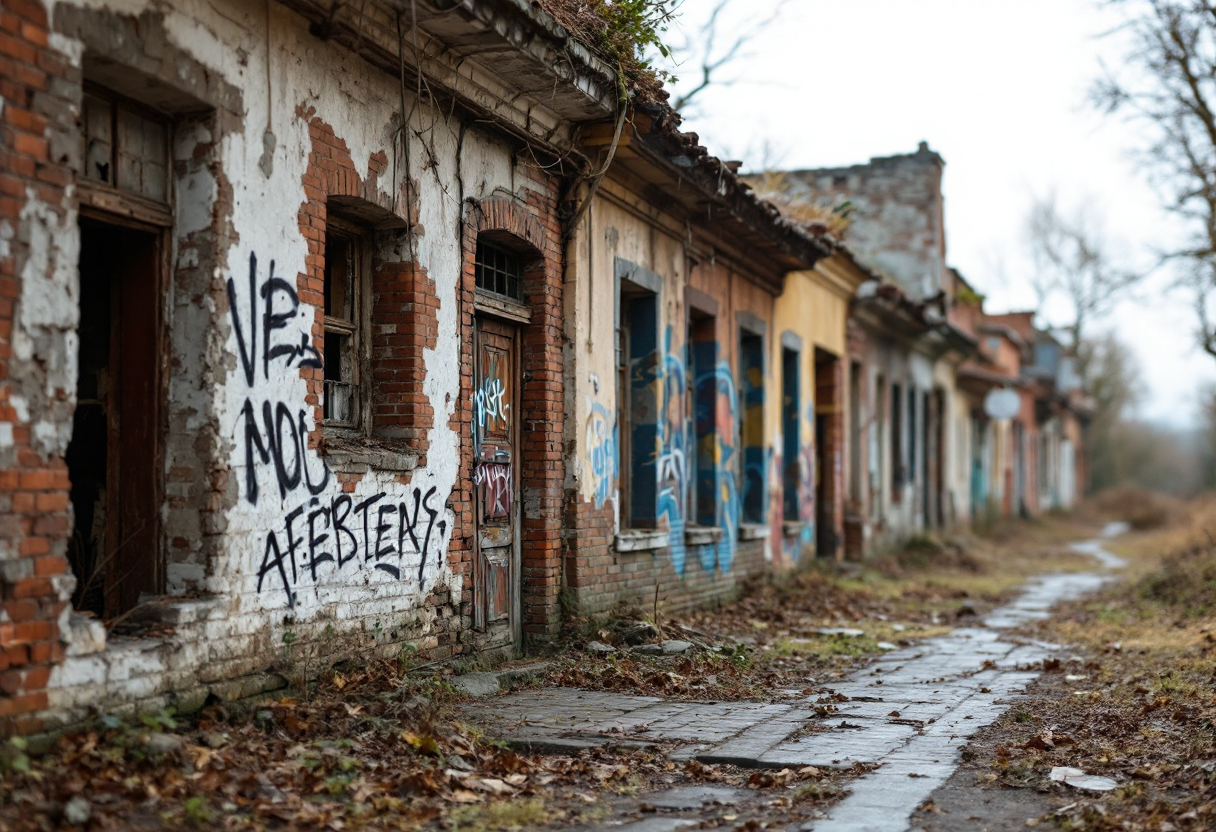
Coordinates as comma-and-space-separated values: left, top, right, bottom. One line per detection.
35, 0, 549, 725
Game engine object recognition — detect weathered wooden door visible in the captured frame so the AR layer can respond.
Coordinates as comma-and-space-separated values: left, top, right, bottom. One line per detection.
473, 317, 520, 648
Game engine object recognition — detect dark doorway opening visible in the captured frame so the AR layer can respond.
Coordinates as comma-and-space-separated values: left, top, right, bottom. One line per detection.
814, 348, 841, 557
738, 330, 765, 524
67, 219, 162, 618
689, 310, 718, 528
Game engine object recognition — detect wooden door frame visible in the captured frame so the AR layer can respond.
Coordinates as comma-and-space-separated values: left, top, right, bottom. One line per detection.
77, 207, 170, 616
472, 313, 522, 648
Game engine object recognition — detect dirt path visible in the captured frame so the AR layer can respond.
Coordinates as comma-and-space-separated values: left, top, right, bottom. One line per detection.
459, 527, 1130, 831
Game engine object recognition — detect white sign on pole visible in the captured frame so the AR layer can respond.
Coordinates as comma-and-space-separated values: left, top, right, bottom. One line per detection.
984, 388, 1020, 420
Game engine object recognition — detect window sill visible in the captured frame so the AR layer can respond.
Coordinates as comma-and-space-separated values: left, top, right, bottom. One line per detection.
782, 521, 806, 538
684, 525, 724, 546
474, 290, 531, 325
738, 523, 769, 541
615, 529, 670, 553
321, 434, 419, 474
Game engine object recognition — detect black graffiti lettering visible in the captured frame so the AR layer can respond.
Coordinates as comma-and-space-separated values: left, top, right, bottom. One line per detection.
332, 494, 357, 568
418, 486, 440, 585
228, 252, 259, 388
300, 411, 331, 495
261, 263, 297, 379
354, 494, 383, 562
255, 485, 449, 602
234, 250, 460, 603
307, 500, 332, 582
294, 333, 324, 370
283, 504, 305, 587
422, 486, 440, 548
241, 400, 333, 507
241, 398, 271, 505
271, 402, 302, 496
398, 490, 422, 554
374, 503, 396, 563
257, 530, 295, 607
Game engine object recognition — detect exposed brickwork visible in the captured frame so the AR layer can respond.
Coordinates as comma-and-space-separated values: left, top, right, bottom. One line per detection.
791, 144, 947, 303
0, 0, 76, 737
457, 194, 565, 643
561, 496, 616, 614
297, 109, 433, 458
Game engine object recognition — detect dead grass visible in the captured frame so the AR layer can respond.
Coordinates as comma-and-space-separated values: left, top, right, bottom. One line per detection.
545, 514, 1101, 702
963, 493, 1216, 830
1086, 485, 1182, 531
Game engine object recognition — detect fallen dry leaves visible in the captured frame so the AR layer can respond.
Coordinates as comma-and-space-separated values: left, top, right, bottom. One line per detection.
0, 661, 680, 831
959, 495, 1216, 830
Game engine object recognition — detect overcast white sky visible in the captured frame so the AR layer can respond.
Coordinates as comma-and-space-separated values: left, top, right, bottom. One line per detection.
665, 0, 1213, 427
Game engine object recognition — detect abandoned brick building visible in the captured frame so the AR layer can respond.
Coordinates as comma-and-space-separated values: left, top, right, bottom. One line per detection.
0, 0, 1089, 736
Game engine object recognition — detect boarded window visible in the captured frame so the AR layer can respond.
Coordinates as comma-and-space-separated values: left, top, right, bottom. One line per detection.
82, 88, 169, 203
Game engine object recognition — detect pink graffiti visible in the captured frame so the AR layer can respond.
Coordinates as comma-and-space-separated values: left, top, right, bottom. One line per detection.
475, 462, 512, 518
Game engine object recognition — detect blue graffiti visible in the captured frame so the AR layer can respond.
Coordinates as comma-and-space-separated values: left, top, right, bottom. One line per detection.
694, 359, 738, 574
658, 327, 688, 575
586, 400, 618, 510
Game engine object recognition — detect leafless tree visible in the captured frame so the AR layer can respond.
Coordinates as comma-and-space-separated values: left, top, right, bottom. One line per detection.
1083, 333, 1147, 490
1025, 195, 1142, 377
666, 0, 790, 114
1094, 0, 1216, 358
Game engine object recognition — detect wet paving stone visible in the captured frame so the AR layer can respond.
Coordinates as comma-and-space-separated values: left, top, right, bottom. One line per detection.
461, 530, 1128, 832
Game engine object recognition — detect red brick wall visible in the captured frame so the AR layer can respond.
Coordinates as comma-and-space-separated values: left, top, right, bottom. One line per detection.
295, 110, 470, 659
0, 0, 75, 735
459, 194, 565, 642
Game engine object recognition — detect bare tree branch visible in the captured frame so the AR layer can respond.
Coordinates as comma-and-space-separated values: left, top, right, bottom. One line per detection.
1097, 0, 1216, 363
667, 0, 790, 114
1025, 194, 1144, 378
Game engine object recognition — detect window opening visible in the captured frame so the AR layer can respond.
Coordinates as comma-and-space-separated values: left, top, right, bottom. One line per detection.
82, 86, 170, 204
475, 240, 523, 301
907, 386, 917, 484
781, 347, 800, 520
739, 330, 765, 524
848, 361, 862, 505
690, 312, 718, 527
814, 348, 841, 557
872, 373, 885, 519
323, 222, 363, 425
891, 381, 904, 500
618, 290, 659, 527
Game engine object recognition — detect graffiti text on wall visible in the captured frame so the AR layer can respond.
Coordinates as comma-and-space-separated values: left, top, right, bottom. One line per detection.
658, 327, 688, 575
475, 462, 512, 518
585, 396, 617, 510
695, 360, 738, 574
256, 486, 447, 607
227, 252, 323, 388
228, 252, 448, 607
798, 402, 817, 556
475, 350, 510, 439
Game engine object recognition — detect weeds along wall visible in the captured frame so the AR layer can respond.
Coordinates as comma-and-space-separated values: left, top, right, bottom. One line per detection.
0, 0, 574, 734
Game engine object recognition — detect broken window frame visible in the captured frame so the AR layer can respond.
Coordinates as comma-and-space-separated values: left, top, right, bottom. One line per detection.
79, 83, 173, 227
322, 214, 371, 430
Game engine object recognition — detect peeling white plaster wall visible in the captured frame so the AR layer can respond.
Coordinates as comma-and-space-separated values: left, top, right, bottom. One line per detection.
42, 0, 544, 719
